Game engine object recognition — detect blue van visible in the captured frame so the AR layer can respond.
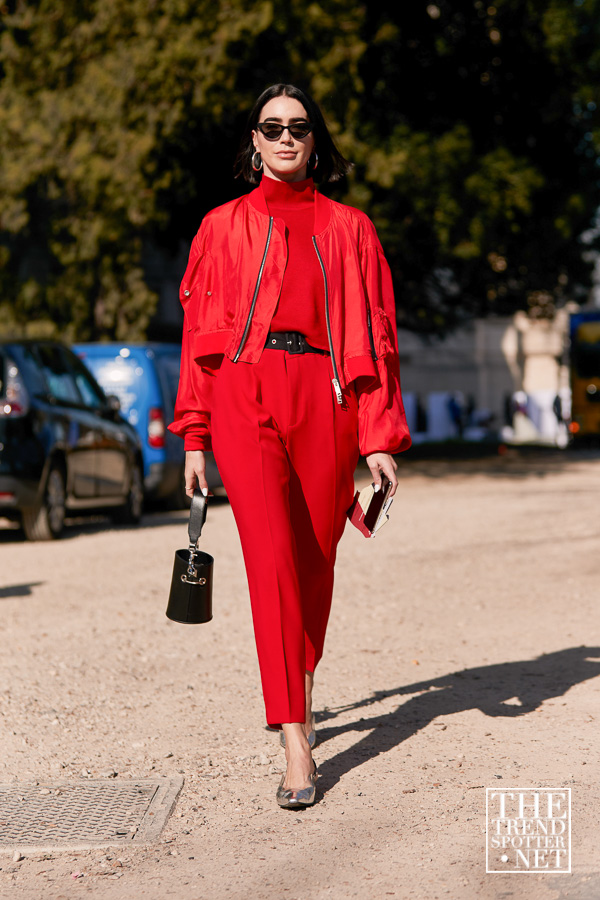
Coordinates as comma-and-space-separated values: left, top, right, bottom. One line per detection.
73, 343, 221, 506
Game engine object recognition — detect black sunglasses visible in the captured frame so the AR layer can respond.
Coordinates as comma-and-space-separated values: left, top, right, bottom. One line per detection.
256, 122, 314, 141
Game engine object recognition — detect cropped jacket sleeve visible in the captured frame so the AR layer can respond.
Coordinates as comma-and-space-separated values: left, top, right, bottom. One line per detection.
167, 228, 221, 452
356, 229, 411, 457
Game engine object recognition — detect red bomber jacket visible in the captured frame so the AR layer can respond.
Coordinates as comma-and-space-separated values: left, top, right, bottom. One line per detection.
168, 183, 412, 457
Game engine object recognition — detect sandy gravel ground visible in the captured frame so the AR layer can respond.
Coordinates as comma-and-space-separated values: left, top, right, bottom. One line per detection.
0, 451, 599, 900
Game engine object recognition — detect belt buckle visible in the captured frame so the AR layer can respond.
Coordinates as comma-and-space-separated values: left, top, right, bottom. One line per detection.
286, 332, 305, 355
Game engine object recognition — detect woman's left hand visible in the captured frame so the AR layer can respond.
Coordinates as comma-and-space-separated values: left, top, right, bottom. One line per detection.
365, 452, 398, 497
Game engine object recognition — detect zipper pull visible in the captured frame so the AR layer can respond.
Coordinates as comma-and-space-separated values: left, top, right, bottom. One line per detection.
332, 378, 343, 405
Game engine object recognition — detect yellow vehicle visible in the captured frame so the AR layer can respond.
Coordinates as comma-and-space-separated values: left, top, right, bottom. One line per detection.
570, 312, 600, 437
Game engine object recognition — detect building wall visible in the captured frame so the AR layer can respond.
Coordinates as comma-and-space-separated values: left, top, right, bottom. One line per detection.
397, 309, 573, 432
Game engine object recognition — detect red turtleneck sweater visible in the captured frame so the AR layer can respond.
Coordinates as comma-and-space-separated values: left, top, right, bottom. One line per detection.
261, 175, 329, 351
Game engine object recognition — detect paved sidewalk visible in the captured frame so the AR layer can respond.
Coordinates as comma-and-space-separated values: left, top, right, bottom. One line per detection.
0, 453, 599, 899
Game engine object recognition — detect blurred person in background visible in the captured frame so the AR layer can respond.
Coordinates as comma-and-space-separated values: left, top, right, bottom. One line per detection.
169, 84, 411, 808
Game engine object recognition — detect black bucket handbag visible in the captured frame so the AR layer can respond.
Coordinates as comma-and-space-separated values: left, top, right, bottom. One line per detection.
166, 489, 214, 624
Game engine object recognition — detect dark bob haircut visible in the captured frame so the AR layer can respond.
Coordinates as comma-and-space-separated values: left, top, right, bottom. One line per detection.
234, 83, 352, 185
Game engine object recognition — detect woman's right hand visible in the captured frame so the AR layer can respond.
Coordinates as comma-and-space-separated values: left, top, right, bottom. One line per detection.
185, 450, 209, 498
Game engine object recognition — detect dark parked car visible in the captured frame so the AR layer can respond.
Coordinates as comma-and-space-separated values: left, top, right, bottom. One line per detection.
0, 340, 144, 540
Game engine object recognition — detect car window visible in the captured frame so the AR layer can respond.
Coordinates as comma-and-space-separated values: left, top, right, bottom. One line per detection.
63, 348, 106, 410
5, 345, 48, 397
82, 355, 142, 419
36, 345, 81, 405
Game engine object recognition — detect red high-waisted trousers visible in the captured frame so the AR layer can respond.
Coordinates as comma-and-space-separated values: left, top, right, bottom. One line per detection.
210, 348, 360, 729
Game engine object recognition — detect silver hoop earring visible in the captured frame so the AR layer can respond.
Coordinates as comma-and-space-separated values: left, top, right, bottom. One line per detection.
310, 151, 319, 170
252, 150, 263, 172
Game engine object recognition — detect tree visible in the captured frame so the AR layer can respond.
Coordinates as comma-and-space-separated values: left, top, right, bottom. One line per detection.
0, 0, 599, 339
0, 0, 277, 338
345, 1, 600, 332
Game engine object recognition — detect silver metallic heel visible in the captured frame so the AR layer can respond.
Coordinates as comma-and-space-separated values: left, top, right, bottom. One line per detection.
276, 763, 318, 809
280, 715, 317, 750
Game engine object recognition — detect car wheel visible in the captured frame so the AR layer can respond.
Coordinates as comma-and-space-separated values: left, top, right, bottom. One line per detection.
112, 463, 144, 525
22, 466, 66, 541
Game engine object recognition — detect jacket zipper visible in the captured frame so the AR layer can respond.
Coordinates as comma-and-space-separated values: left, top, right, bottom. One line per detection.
313, 235, 343, 404
365, 300, 378, 362
232, 217, 274, 362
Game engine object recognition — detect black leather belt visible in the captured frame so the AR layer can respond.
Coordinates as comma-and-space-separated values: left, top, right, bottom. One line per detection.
264, 331, 329, 355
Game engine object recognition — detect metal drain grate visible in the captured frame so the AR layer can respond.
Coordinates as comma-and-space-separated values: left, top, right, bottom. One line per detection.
0, 778, 183, 852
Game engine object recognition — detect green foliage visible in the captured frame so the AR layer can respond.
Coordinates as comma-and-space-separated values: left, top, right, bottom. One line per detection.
0, 0, 599, 338
345, 0, 600, 330
0, 0, 277, 338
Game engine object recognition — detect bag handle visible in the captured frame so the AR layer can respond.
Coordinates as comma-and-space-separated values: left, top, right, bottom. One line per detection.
188, 489, 208, 547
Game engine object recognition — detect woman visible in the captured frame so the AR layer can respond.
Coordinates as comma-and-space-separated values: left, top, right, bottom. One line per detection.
169, 84, 411, 808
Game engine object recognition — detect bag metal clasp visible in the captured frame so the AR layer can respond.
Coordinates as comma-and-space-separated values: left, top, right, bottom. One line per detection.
180, 543, 207, 585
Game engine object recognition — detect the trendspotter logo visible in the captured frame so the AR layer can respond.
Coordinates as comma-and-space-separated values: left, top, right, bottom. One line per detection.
486, 788, 571, 873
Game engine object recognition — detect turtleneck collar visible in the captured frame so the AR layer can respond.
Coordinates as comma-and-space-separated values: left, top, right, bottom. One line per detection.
248, 177, 331, 234
260, 174, 315, 209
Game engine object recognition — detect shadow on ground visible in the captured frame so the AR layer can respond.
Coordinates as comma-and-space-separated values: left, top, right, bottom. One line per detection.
0, 581, 44, 599
313, 646, 600, 795
393, 447, 600, 481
